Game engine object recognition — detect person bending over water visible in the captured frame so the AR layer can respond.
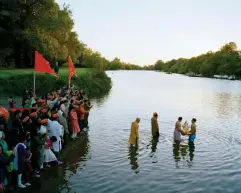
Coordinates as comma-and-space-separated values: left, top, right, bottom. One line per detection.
189, 118, 197, 144
129, 118, 140, 147
151, 112, 159, 138
174, 117, 185, 143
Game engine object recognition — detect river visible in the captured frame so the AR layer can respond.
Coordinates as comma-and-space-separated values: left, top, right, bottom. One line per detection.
2, 70, 241, 193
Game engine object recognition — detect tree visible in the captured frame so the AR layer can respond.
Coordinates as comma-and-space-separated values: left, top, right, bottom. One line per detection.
0, 0, 112, 71
149, 42, 241, 78
108, 57, 123, 70
154, 60, 164, 71
220, 42, 237, 52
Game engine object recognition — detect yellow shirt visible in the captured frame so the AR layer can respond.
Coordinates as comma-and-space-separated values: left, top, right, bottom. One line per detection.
151, 117, 159, 136
129, 121, 139, 145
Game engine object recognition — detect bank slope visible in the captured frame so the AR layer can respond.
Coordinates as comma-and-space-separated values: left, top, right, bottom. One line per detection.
0, 68, 112, 96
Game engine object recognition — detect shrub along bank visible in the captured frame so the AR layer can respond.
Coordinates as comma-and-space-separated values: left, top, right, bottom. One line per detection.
0, 69, 112, 97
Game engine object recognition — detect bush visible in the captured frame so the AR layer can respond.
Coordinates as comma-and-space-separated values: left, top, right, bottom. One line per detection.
0, 71, 112, 97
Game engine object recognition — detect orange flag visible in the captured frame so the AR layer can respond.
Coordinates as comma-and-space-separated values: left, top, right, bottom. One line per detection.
68, 56, 77, 88
34, 51, 58, 78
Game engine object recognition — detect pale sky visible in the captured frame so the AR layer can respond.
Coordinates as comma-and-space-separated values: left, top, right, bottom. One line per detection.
56, 0, 241, 66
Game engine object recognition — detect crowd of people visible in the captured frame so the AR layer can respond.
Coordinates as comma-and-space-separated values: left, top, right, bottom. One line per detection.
0, 86, 92, 192
129, 113, 197, 146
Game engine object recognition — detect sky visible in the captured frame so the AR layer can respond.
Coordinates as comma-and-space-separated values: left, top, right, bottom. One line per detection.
56, 0, 241, 66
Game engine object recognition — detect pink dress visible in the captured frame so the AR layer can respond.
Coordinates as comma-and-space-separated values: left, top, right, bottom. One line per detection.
70, 109, 80, 133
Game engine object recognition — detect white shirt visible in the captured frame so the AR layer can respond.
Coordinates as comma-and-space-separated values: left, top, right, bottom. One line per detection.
47, 120, 63, 152
47, 98, 58, 109
60, 104, 67, 114
39, 125, 47, 135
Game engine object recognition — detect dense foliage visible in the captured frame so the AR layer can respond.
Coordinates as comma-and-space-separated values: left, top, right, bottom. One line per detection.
144, 42, 241, 78
0, 0, 140, 71
106, 57, 142, 70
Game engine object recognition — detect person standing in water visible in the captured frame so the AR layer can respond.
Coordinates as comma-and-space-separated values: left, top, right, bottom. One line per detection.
129, 118, 140, 147
189, 118, 197, 144
174, 117, 185, 143
151, 112, 159, 138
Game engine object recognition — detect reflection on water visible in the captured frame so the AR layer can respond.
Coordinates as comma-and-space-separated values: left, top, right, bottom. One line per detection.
189, 143, 195, 162
128, 146, 139, 173
18, 132, 90, 193
214, 93, 233, 119
173, 141, 195, 168
63, 133, 90, 192
151, 137, 158, 153
91, 91, 111, 107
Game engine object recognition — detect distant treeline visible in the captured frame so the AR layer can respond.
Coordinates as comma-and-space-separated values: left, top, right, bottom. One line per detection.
143, 42, 241, 78
107, 42, 241, 78
0, 0, 141, 71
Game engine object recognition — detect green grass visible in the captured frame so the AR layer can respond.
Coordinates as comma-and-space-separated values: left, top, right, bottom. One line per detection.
0, 68, 90, 78
0, 68, 112, 96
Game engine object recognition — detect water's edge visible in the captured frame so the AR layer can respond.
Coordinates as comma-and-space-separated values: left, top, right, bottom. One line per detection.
15, 130, 89, 193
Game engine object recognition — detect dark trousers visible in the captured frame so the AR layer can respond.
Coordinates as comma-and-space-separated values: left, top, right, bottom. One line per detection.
31, 150, 40, 171
78, 119, 84, 130
8, 171, 17, 190
23, 162, 33, 182
84, 113, 89, 128
62, 132, 68, 149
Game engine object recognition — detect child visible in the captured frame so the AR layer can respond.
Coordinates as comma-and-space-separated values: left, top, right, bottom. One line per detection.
8, 97, 15, 108
182, 121, 189, 135
44, 136, 62, 167
13, 136, 32, 188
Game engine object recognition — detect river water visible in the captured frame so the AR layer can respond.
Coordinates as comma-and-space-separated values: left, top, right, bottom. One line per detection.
3, 71, 241, 193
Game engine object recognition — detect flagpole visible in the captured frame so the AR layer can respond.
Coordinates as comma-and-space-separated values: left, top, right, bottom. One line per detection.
33, 50, 36, 96
33, 71, 36, 96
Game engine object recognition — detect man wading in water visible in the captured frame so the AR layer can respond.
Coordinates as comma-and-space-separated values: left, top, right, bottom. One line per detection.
174, 117, 185, 143
151, 112, 159, 138
189, 118, 197, 144
129, 118, 140, 147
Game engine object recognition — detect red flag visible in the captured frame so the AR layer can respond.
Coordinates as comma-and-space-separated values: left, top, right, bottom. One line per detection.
68, 56, 77, 88
34, 51, 58, 78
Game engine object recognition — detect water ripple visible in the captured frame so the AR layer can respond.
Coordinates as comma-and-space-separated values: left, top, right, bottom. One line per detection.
55, 71, 241, 193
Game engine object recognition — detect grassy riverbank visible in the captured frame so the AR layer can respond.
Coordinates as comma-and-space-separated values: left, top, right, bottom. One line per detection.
0, 68, 112, 97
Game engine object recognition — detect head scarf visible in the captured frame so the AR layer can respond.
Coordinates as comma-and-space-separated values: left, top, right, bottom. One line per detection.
40, 108, 48, 113
30, 112, 37, 118
37, 99, 45, 103
74, 100, 80, 105
52, 114, 59, 119
47, 94, 53, 99
0, 107, 8, 121
22, 116, 30, 123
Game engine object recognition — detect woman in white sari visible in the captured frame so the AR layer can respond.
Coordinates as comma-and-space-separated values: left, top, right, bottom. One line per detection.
47, 114, 63, 159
